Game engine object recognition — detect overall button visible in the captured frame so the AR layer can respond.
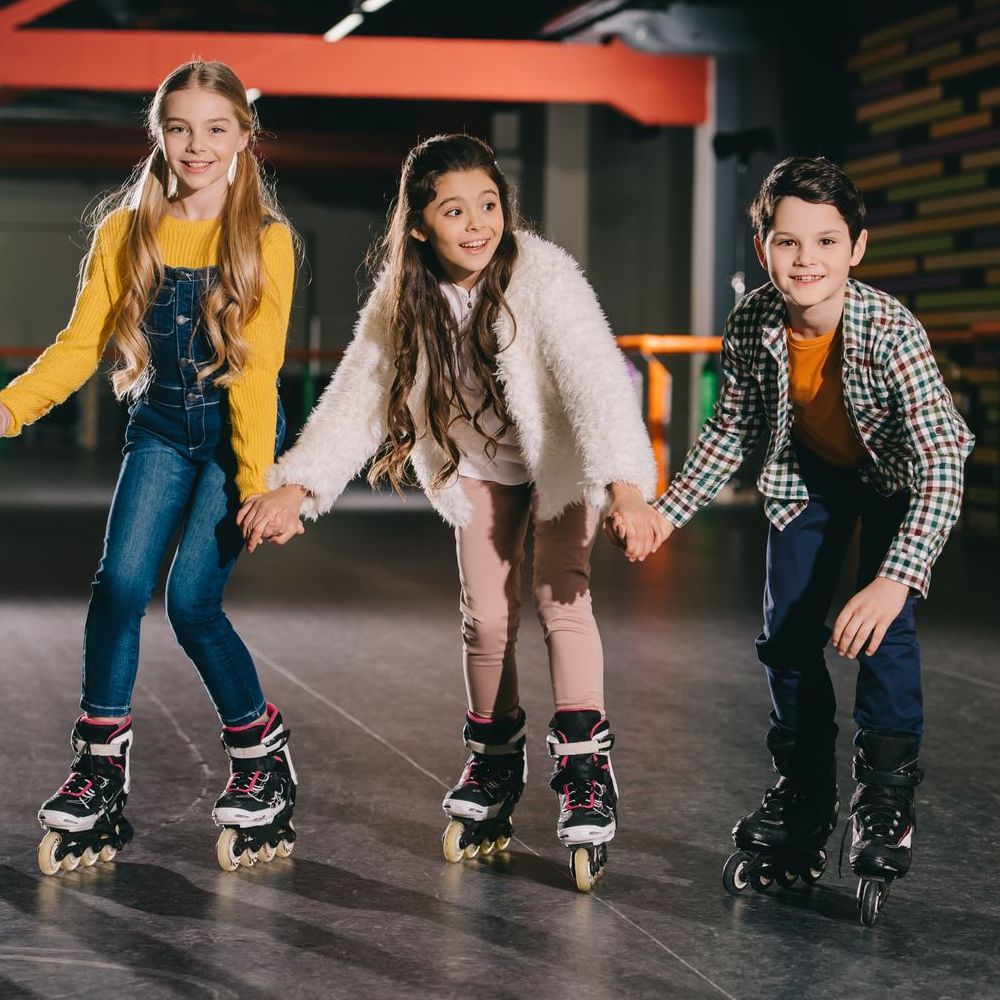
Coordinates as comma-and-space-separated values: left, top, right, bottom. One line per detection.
186, 391, 200, 403
176, 314, 189, 325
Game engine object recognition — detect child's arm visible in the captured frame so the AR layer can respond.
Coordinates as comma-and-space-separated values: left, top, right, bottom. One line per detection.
653, 314, 765, 527
831, 319, 972, 657
0, 218, 120, 436
227, 222, 295, 504
256, 284, 395, 521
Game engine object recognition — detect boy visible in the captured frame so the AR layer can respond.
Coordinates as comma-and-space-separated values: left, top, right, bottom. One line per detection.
620, 156, 974, 920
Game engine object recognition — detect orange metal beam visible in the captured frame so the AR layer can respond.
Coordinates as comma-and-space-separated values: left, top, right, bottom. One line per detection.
0, 0, 73, 30
0, 31, 707, 126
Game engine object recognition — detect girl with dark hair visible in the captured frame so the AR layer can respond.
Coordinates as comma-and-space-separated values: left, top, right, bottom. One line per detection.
240, 133, 665, 890
0, 61, 300, 875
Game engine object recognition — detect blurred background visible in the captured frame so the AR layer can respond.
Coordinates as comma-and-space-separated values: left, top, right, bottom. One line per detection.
0, 0, 997, 531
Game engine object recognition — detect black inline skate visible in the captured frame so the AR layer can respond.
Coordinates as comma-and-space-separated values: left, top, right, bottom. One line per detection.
37, 715, 135, 875
441, 708, 527, 862
848, 731, 922, 927
547, 710, 618, 893
723, 729, 839, 897
212, 703, 297, 870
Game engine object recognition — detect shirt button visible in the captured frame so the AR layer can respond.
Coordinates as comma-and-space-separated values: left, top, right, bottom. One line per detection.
176, 315, 189, 325
187, 392, 198, 403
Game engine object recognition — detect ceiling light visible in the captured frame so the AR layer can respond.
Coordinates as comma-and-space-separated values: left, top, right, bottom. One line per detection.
323, 11, 364, 42
360, 0, 395, 11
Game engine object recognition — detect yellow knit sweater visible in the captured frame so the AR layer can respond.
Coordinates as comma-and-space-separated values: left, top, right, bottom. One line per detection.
0, 210, 295, 500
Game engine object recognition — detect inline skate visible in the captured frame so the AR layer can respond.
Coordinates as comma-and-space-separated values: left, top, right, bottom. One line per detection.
213, 703, 297, 870
723, 729, 839, 897
849, 732, 922, 927
441, 708, 527, 862
37, 715, 135, 875
547, 710, 618, 893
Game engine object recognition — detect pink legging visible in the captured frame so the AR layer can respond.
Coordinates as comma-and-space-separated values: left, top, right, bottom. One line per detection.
455, 476, 604, 718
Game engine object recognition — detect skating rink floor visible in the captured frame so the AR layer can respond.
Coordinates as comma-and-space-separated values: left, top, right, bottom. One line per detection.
1, 450, 998, 1000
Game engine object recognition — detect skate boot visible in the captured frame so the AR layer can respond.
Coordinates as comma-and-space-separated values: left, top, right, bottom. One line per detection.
212, 703, 297, 871
848, 732, 922, 927
547, 710, 618, 892
37, 715, 135, 875
441, 708, 527, 863
723, 728, 839, 898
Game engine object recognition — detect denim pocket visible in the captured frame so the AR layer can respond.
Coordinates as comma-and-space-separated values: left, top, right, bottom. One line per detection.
143, 282, 176, 336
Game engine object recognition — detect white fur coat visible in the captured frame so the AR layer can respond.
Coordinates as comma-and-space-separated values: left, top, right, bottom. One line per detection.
268, 230, 657, 527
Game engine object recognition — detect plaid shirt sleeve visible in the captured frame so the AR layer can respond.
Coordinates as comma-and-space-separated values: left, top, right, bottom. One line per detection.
653, 313, 765, 527
877, 318, 972, 597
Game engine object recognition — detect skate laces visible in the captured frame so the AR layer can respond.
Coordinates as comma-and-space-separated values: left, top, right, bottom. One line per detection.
225, 766, 264, 795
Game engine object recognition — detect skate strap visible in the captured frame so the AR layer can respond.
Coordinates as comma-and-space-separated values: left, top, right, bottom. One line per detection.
545, 732, 614, 758
72, 732, 132, 756
853, 760, 923, 788
224, 725, 290, 759
464, 721, 526, 756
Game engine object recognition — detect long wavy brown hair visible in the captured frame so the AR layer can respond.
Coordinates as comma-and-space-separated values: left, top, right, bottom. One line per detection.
367, 134, 522, 494
88, 60, 297, 400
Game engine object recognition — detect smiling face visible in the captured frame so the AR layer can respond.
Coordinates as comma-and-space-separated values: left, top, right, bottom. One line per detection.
755, 196, 868, 331
411, 168, 504, 289
159, 87, 248, 202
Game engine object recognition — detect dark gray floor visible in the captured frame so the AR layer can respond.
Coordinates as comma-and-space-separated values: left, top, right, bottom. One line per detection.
1, 450, 998, 1000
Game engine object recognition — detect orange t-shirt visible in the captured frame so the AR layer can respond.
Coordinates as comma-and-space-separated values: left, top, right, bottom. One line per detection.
786, 327, 863, 468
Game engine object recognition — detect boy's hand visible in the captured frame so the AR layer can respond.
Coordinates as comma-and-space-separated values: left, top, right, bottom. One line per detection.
237, 485, 307, 554
832, 577, 909, 658
604, 483, 674, 561
0, 402, 12, 437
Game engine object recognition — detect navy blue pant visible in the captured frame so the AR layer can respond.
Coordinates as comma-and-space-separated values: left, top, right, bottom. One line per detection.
755, 442, 922, 746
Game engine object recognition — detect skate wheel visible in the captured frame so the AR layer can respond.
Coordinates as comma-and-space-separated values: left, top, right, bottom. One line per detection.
238, 849, 255, 868
749, 864, 773, 892
215, 828, 240, 872
275, 839, 294, 859
463, 841, 481, 860
80, 847, 99, 867
37, 831, 63, 876
480, 839, 495, 856
858, 879, 886, 928
495, 834, 511, 853
258, 843, 276, 863
60, 851, 80, 872
722, 851, 752, 897
99, 845, 118, 863
802, 854, 826, 885
571, 847, 595, 893
776, 869, 798, 889
442, 820, 465, 863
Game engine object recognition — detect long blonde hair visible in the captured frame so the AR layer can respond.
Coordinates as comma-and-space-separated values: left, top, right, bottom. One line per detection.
89, 60, 297, 400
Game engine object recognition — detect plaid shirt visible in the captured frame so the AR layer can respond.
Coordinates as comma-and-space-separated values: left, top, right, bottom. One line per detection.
654, 279, 975, 597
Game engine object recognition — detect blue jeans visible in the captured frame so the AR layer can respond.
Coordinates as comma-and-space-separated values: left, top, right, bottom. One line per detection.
81, 396, 284, 727
755, 440, 922, 745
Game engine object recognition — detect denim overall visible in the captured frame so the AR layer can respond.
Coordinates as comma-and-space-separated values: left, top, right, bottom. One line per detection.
81, 264, 285, 726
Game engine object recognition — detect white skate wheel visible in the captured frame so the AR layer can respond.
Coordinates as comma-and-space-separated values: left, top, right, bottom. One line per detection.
572, 847, 594, 893
80, 847, 99, 867
99, 845, 118, 863
215, 828, 239, 872
258, 843, 276, 863
442, 820, 465, 863
37, 831, 63, 876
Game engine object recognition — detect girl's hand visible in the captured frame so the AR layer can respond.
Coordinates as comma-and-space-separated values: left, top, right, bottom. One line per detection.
604, 483, 674, 561
831, 577, 909, 658
237, 485, 307, 554
0, 402, 12, 437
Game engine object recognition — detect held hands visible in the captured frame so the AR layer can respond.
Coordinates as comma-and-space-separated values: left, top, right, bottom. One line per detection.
603, 482, 674, 561
237, 485, 308, 554
831, 577, 909, 658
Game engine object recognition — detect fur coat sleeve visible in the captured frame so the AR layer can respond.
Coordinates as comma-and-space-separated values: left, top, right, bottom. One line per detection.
524, 237, 657, 505
267, 285, 393, 519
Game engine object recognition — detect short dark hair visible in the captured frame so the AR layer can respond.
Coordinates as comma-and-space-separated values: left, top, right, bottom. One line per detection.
749, 156, 866, 244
